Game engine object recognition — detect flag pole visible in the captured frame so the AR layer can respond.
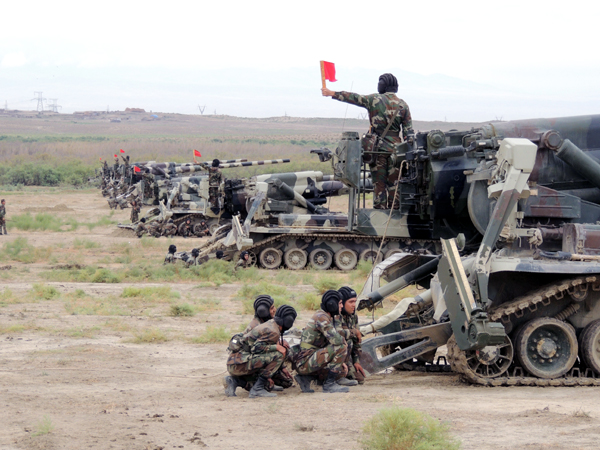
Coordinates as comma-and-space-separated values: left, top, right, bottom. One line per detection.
320, 60, 326, 89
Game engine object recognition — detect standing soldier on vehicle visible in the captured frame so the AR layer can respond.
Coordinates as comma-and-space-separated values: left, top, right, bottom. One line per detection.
322, 73, 413, 209
294, 290, 350, 394
336, 286, 366, 385
225, 305, 298, 398
0, 199, 6, 235
208, 159, 222, 210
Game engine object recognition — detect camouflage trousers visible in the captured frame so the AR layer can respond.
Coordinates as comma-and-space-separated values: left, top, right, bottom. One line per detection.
227, 350, 284, 380
130, 209, 139, 223
209, 187, 219, 208
0, 218, 5, 234
295, 344, 347, 375
369, 153, 400, 209
344, 341, 365, 382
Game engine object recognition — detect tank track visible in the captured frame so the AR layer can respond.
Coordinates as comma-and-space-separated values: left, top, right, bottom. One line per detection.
447, 277, 600, 387
247, 233, 438, 256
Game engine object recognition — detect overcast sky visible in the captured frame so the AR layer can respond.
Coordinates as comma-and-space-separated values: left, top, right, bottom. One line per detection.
1, 1, 598, 121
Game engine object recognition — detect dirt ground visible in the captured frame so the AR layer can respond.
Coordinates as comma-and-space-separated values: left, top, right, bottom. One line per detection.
1, 190, 600, 450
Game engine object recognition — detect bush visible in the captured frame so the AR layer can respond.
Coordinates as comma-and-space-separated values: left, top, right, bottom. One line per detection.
297, 292, 320, 310
361, 407, 461, 450
170, 303, 195, 317
193, 326, 230, 344
31, 283, 60, 300
313, 275, 339, 294
236, 281, 291, 313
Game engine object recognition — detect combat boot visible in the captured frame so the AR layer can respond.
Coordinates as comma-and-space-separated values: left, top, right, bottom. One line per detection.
294, 374, 315, 393
249, 375, 276, 398
337, 377, 358, 386
323, 370, 349, 393
223, 375, 245, 397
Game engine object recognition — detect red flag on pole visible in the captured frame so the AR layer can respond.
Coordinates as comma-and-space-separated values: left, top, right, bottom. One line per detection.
321, 61, 336, 82
134, 166, 141, 173
193, 150, 201, 158
120, 149, 125, 153
114, 154, 118, 158
99, 158, 102, 161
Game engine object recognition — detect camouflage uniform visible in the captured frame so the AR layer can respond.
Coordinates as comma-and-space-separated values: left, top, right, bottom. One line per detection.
335, 313, 363, 382
332, 91, 413, 209
235, 257, 250, 270
130, 201, 141, 223
295, 309, 347, 376
208, 167, 222, 208
244, 316, 265, 334
226, 320, 285, 381
179, 221, 193, 238
161, 222, 177, 237
0, 202, 6, 235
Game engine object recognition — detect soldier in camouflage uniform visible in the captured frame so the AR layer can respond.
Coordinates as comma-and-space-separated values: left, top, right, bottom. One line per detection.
208, 159, 222, 210
130, 199, 141, 223
336, 286, 366, 385
294, 290, 350, 394
225, 305, 297, 398
179, 218, 193, 238
234, 250, 251, 270
195, 220, 210, 237
183, 248, 200, 267
244, 295, 276, 333
0, 199, 6, 235
164, 244, 177, 264
322, 73, 413, 209
161, 219, 177, 237
135, 218, 148, 237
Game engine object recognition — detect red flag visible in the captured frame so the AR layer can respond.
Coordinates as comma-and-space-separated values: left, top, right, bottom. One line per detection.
193, 149, 201, 158
120, 149, 125, 153
134, 166, 141, 173
99, 158, 102, 161
114, 154, 118, 158
322, 61, 337, 82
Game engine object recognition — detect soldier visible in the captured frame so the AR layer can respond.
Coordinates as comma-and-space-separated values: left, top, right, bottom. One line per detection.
184, 248, 201, 267
180, 218, 193, 238
244, 295, 276, 333
161, 219, 178, 237
208, 159, 222, 210
294, 290, 350, 394
336, 286, 366, 385
195, 220, 210, 237
164, 244, 177, 264
234, 250, 251, 270
130, 199, 141, 223
322, 73, 413, 209
225, 305, 297, 398
113, 156, 121, 180
0, 199, 6, 235
135, 217, 148, 238
215, 250, 225, 260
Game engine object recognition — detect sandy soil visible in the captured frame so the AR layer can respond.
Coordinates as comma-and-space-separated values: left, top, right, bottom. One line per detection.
1, 190, 600, 450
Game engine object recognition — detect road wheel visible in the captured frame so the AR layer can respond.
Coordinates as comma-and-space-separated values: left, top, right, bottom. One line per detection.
359, 249, 383, 264
309, 248, 333, 270
515, 317, 578, 378
247, 251, 257, 267
259, 247, 282, 269
284, 248, 308, 270
334, 249, 358, 271
580, 319, 600, 375
461, 336, 513, 378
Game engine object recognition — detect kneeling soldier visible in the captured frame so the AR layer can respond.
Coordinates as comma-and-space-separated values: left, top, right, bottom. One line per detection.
244, 295, 276, 333
225, 305, 297, 398
337, 286, 366, 385
164, 244, 177, 264
294, 290, 350, 394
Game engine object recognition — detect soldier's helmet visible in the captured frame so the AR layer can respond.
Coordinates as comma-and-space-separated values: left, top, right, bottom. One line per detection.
191, 248, 200, 258
168, 244, 177, 254
241, 250, 249, 259
212, 159, 220, 168
321, 290, 342, 317
377, 73, 398, 94
216, 250, 224, 259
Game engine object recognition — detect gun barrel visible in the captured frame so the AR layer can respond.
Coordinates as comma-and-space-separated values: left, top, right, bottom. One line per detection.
219, 159, 291, 169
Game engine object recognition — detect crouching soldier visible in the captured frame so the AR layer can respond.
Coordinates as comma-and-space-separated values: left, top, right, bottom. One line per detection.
164, 245, 177, 264
294, 290, 350, 394
244, 295, 276, 333
225, 305, 297, 398
336, 286, 366, 385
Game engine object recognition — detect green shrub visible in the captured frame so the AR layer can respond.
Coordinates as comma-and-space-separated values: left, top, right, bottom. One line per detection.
31, 283, 60, 300
121, 286, 179, 300
9, 213, 63, 231
360, 407, 461, 450
193, 326, 230, 344
90, 268, 122, 283
313, 275, 339, 294
73, 239, 100, 249
0, 237, 51, 263
297, 292, 320, 310
133, 328, 169, 343
236, 281, 291, 313
170, 303, 195, 317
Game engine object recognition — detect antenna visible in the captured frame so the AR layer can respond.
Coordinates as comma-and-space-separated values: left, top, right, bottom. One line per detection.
32, 91, 46, 113
47, 99, 61, 113
198, 104, 206, 115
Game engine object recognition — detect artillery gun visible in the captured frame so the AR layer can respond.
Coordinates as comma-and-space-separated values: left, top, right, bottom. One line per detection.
353, 114, 600, 386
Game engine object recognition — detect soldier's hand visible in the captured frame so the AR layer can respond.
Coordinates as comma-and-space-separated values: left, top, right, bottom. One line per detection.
321, 88, 335, 97
353, 329, 362, 343
281, 340, 291, 350
354, 362, 366, 378
276, 343, 287, 355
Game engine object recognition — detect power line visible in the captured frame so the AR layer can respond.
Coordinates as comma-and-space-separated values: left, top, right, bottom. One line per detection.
47, 99, 61, 113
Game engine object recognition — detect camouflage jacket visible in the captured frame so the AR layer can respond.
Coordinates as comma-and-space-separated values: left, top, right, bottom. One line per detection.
332, 91, 413, 151
335, 313, 361, 364
0, 205, 5, 218
208, 167, 222, 187
227, 319, 281, 364
244, 316, 267, 334
300, 309, 345, 350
